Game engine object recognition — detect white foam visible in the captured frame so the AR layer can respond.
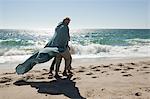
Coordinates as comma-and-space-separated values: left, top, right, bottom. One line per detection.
126, 38, 150, 45
0, 43, 150, 63
0, 55, 31, 63
70, 43, 150, 57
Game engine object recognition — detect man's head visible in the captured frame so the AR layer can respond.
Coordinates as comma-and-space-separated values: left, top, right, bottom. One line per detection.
63, 17, 71, 25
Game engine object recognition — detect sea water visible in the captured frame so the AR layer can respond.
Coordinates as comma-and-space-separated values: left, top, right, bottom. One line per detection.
0, 29, 150, 63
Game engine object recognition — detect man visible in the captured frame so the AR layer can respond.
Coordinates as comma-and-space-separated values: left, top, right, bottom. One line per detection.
46, 17, 72, 78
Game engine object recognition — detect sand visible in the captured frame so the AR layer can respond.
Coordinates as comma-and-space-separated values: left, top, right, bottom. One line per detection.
0, 57, 150, 99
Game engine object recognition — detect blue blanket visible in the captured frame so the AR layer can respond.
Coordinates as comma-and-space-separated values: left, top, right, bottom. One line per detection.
16, 47, 59, 75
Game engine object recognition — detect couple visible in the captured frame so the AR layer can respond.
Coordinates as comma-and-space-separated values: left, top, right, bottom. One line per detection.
45, 17, 72, 78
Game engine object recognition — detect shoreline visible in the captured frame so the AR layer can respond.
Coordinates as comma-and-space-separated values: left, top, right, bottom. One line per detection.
0, 57, 150, 70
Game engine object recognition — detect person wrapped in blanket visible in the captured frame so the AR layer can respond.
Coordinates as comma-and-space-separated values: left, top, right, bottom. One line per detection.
45, 17, 72, 78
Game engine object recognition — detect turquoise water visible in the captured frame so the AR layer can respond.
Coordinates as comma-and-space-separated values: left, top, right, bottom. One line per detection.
71, 29, 150, 46
0, 29, 150, 47
0, 29, 150, 63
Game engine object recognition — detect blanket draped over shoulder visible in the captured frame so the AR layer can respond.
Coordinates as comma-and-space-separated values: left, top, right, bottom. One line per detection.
16, 22, 70, 75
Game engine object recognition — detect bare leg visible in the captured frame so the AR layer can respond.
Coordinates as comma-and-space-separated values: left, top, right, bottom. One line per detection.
61, 49, 72, 76
49, 57, 56, 75
54, 54, 62, 78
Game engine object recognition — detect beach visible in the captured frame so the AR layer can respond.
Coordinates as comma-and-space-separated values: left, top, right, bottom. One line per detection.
0, 57, 150, 99
1, 0, 150, 98
0, 29, 150, 98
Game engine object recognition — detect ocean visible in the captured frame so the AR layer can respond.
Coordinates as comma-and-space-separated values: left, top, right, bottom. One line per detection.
0, 29, 150, 63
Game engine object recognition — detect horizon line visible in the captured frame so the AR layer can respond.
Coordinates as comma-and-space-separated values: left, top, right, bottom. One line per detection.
0, 27, 150, 31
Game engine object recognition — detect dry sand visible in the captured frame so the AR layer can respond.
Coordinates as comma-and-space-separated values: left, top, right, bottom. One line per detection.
0, 57, 150, 99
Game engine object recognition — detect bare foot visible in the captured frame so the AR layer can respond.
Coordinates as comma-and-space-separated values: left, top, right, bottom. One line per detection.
62, 72, 68, 76
54, 74, 61, 78
68, 70, 73, 74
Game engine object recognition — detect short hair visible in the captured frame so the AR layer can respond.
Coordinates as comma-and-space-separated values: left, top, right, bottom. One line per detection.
63, 17, 71, 22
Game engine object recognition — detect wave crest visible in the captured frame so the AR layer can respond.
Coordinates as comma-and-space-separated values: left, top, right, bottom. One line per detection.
69, 44, 111, 55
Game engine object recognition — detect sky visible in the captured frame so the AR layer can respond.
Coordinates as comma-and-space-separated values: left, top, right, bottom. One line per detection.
0, 0, 149, 29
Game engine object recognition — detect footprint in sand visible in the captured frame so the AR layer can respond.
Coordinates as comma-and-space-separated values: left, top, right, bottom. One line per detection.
101, 88, 105, 91
93, 69, 100, 72
106, 73, 110, 75
76, 70, 85, 73
121, 71, 127, 73
144, 72, 150, 74
96, 66, 101, 68
103, 65, 110, 68
86, 72, 93, 75
113, 68, 122, 71
101, 71, 107, 73
0, 77, 12, 83
127, 67, 134, 70
117, 63, 124, 66
126, 62, 136, 65
135, 92, 142, 96
142, 66, 149, 69
123, 67, 134, 71
90, 66, 98, 69
91, 76, 98, 78
122, 74, 132, 77
130, 62, 136, 65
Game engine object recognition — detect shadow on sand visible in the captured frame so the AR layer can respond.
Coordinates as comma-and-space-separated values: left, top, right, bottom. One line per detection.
13, 75, 86, 99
